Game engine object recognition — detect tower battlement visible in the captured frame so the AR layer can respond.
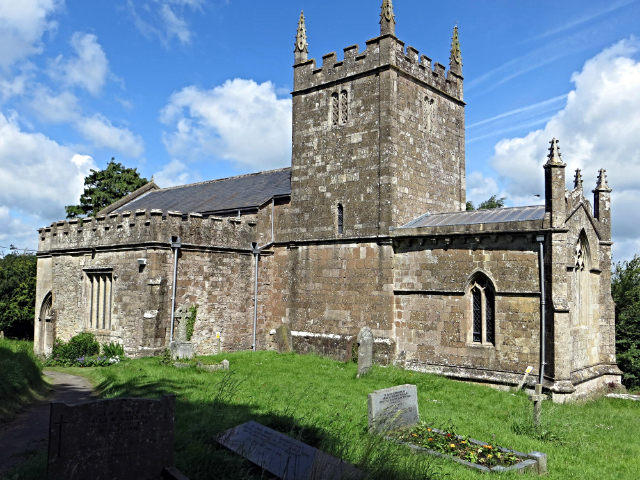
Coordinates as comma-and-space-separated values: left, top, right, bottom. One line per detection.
37, 210, 258, 253
293, 35, 463, 102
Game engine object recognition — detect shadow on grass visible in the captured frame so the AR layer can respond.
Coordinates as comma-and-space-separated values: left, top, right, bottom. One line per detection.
89, 367, 440, 480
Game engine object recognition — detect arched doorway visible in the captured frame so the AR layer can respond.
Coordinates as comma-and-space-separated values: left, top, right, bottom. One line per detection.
37, 293, 54, 356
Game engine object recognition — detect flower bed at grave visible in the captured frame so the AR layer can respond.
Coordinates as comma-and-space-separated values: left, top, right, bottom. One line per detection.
391, 423, 520, 469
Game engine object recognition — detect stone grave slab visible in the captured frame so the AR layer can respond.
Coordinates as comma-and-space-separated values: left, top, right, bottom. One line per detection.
275, 324, 294, 353
216, 421, 363, 480
48, 395, 181, 480
356, 327, 373, 377
170, 340, 194, 360
368, 384, 419, 433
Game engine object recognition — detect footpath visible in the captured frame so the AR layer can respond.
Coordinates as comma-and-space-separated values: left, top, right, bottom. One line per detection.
0, 370, 95, 475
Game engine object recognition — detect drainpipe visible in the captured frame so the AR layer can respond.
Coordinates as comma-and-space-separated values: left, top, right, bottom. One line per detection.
536, 234, 547, 385
170, 236, 182, 342
251, 199, 276, 351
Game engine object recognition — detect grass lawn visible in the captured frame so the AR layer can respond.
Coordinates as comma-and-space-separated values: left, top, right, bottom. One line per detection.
44, 351, 639, 480
0, 338, 48, 424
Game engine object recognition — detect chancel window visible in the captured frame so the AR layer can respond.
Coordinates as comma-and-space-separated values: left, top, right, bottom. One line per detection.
469, 274, 495, 345
337, 203, 344, 234
86, 270, 113, 330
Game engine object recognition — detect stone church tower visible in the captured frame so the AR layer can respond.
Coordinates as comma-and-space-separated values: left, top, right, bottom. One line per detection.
287, 0, 465, 242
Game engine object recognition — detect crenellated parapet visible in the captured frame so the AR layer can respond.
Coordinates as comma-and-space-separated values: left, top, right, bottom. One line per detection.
37, 210, 258, 253
293, 36, 463, 101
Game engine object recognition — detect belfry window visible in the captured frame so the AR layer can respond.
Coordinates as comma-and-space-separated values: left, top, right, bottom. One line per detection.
469, 274, 495, 345
337, 203, 344, 234
86, 270, 113, 330
331, 90, 349, 126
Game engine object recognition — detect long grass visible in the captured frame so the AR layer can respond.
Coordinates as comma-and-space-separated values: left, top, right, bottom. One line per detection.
43, 351, 638, 480
0, 338, 48, 424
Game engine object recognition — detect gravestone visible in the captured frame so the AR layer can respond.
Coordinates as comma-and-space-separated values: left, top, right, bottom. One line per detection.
197, 359, 229, 372
275, 324, 294, 353
356, 327, 373, 377
47, 395, 185, 480
170, 341, 194, 360
217, 421, 362, 480
367, 384, 419, 433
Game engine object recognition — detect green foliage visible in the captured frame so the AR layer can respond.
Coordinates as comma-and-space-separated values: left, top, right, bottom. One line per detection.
0, 338, 46, 422
478, 195, 507, 210
612, 255, 640, 390
50, 332, 100, 363
0, 253, 37, 339
160, 348, 172, 366
186, 305, 197, 341
102, 341, 125, 357
465, 196, 507, 211
65, 159, 148, 218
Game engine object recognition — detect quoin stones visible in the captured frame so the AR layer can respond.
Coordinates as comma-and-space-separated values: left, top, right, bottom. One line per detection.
368, 384, 419, 433
47, 395, 180, 480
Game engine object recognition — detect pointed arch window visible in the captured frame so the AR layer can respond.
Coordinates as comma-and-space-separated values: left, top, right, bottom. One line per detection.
331, 93, 340, 126
340, 90, 349, 124
573, 232, 591, 328
337, 203, 344, 234
469, 274, 495, 345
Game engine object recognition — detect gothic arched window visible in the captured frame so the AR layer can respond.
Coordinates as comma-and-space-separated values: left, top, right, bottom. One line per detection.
337, 203, 344, 234
469, 273, 495, 345
574, 231, 591, 328
331, 91, 349, 126
340, 90, 349, 124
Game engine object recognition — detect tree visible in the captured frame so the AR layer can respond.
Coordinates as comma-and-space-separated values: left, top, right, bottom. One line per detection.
466, 195, 507, 211
0, 253, 37, 339
612, 255, 640, 390
65, 159, 148, 218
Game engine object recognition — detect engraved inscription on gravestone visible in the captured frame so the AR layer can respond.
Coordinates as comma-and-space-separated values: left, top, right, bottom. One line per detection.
217, 421, 363, 480
367, 384, 419, 432
48, 395, 177, 480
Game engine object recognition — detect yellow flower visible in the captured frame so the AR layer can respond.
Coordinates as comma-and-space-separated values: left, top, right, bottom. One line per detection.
411, 434, 417, 437
427, 428, 432, 432
450, 444, 456, 448
461, 441, 466, 444
428, 438, 433, 441
488, 454, 493, 459
486, 445, 493, 450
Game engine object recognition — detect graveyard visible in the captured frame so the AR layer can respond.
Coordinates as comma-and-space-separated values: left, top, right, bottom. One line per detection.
2, 343, 639, 480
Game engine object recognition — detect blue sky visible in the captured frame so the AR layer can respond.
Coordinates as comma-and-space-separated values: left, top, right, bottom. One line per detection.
1, 0, 640, 261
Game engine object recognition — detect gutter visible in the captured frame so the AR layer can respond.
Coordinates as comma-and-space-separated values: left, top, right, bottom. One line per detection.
169, 236, 182, 342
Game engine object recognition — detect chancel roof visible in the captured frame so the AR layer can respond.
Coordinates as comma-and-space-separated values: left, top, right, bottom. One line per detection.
114, 168, 291, 215
400, 205, 546, 229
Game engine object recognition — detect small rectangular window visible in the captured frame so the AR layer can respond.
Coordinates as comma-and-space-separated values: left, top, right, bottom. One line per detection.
86, 271, 113, 330
337, 204, 344, 234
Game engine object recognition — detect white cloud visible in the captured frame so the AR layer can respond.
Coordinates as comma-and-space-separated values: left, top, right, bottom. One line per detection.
127, 0, 205, 47
0, 0, 61, 68
0, 207, 37, 251
152, 159, 193, 188
488, 38, 640, 261
75, 114, 145, 158
0, 112, 96, 227
29, 87, 80, 123
50, 32, 110, 95
161, 79, 292, 170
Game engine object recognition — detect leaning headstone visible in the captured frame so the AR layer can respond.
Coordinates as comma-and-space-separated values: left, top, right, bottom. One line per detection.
275, 324, 294, 353
170, 340, 194, 360
47, 395, 186, 480
356, 327, 373, 377
368, 384, 419, 433
217, 421, 362, 480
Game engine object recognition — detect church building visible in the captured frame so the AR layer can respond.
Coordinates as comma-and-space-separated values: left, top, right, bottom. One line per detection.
34, 1, 621, 401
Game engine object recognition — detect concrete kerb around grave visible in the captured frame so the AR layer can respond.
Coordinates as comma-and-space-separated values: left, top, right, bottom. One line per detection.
386, 428, 548, 475
173, 360, 229, 371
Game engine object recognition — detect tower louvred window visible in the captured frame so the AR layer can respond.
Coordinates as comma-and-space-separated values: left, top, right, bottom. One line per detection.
332, 93, 339, 126
340, 90, 348, 124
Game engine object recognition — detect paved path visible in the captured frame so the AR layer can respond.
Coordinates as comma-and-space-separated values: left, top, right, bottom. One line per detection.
0, 370, 95, 475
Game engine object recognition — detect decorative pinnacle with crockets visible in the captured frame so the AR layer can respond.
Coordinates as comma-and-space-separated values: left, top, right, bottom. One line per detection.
595, 168, 612, 192
574, 169, 583, 190
547, 138, 563, 164
380, 0, 396, 35
294, 11, 308, 54
451, 26, 462, 65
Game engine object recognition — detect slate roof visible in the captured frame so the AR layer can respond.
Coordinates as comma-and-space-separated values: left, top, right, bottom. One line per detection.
113, 168, 291, 215
400, 205, 546, 229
